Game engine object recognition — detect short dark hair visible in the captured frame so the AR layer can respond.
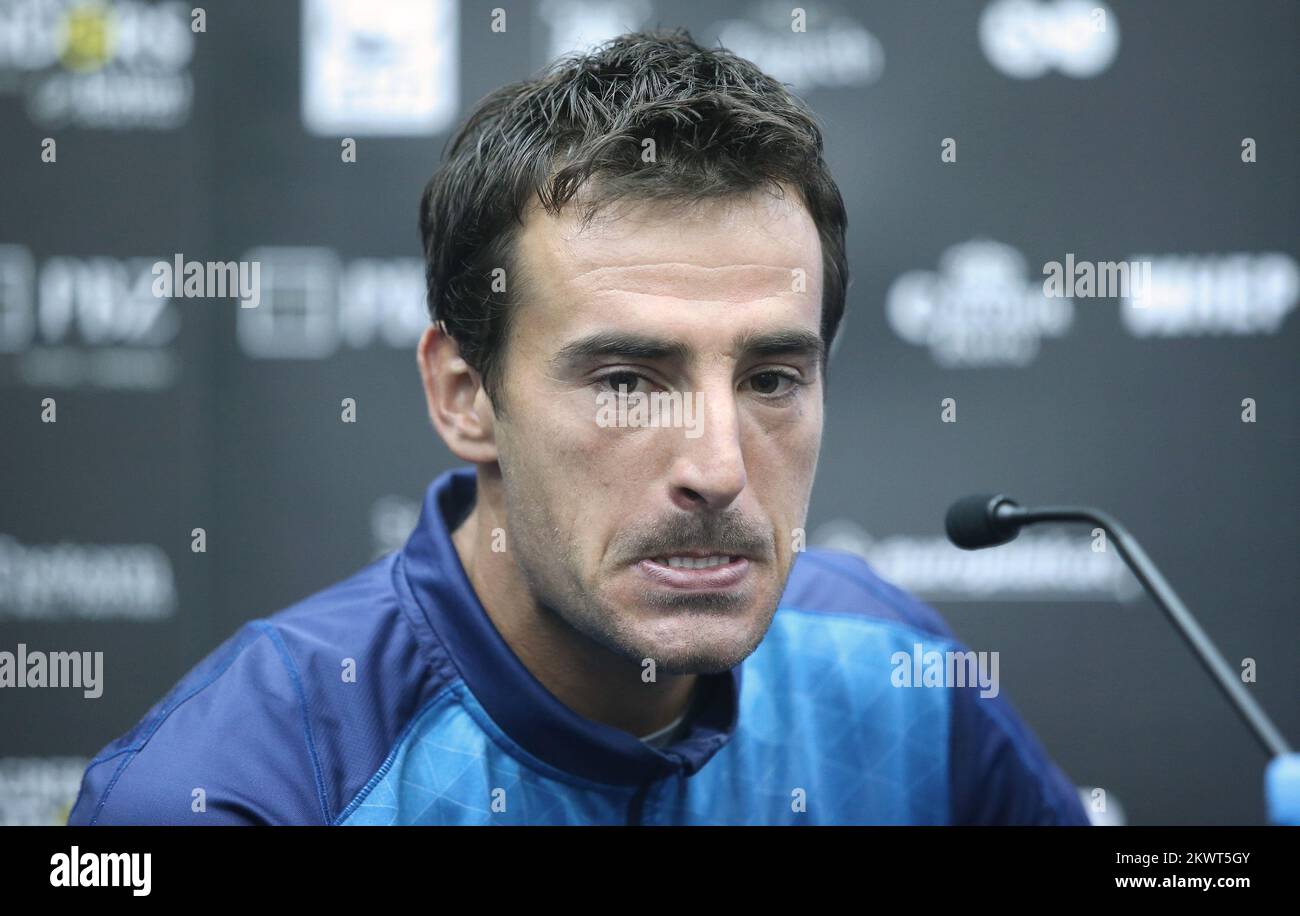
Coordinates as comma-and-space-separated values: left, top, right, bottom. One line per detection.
418, 28, 849, 412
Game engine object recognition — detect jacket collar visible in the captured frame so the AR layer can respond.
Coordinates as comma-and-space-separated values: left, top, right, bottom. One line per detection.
398, 466, 741, 787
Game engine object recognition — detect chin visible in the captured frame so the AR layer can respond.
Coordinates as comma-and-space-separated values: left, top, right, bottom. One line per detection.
626, 605, 775, 675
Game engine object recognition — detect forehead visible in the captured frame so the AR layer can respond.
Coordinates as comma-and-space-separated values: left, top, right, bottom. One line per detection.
512, 188, 824, 337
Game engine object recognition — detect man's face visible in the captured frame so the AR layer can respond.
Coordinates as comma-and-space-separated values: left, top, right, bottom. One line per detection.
491, 187, 825, 675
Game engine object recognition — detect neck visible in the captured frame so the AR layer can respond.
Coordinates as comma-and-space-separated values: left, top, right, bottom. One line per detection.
450, 467, 697, 738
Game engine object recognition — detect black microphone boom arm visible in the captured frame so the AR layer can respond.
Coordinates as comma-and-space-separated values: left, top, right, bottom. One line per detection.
955, 496, 1292, 759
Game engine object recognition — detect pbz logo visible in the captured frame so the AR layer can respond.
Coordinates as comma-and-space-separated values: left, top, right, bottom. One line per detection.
0, 246, 177, 352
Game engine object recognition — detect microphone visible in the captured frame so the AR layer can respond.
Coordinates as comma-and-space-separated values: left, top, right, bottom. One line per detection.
944, 493, 1024, 549
945, 493, 1297, 822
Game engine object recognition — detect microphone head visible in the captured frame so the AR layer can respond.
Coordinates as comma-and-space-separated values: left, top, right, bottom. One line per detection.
945, 494, 1022, 550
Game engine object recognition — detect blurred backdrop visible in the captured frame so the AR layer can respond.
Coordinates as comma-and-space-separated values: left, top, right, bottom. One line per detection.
0, 0, 1296, 825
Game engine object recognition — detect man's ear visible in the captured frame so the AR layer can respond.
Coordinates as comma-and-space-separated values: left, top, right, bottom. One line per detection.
417, 323, 499, 464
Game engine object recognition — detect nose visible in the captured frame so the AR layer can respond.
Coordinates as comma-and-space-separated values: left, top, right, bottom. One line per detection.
666, 384, 747, 513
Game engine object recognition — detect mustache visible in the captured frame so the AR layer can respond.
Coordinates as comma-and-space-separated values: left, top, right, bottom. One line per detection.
622, 512, 771, 561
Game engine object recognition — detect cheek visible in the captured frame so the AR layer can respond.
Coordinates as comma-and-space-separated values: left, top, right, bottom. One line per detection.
502, 401, 650, 564
748, 396, 823, 473
502, 389, 608, 479
748, 404, 822, 547
557, 388, 679, 483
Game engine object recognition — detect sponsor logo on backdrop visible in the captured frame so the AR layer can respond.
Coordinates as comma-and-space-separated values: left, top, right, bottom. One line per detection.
236, 246, 426, 358
0, 243, 34, 353
538, 0, 650, 62
980, 0, 1119, 80
886, 238, 1074, 367
0, 0, 194, 129
1120, 252, 1298, 337
301, 0, 458, 136
712, 0, 885, 90
0, 245, 180, 389
0, 534, 176, 621
812, 519, 1140, 602
0, 757, 88, 826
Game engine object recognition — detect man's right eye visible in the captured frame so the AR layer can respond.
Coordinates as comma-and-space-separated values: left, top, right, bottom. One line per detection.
601, 371, 643, 394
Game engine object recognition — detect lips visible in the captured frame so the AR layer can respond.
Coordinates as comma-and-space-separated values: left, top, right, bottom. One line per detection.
637, 556, 751, 590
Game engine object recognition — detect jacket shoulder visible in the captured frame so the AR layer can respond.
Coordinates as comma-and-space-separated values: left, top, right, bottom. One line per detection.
68, 553, 449, 825
67, 621, 324, 825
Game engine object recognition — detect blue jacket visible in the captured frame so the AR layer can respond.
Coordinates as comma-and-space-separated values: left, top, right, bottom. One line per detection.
69, 467, 1091, 825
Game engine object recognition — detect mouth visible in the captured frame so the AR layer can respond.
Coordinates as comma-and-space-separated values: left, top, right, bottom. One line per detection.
636, 553, 752, 590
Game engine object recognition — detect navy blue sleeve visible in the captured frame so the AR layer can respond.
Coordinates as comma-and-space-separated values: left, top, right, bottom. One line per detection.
67, 623, 331, 826
948, 678, 1092, 825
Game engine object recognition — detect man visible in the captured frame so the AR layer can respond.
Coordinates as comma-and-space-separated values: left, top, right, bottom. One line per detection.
69, 30, 1089, 825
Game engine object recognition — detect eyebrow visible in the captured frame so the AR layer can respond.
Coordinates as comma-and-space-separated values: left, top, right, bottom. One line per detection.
551, 328, 825, 371
734, 328, 826, 365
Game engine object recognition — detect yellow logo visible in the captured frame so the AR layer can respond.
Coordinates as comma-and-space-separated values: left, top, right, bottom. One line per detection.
60, 3, 114, 72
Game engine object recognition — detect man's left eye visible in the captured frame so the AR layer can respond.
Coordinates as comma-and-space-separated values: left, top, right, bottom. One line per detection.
747, 371, 796, 397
